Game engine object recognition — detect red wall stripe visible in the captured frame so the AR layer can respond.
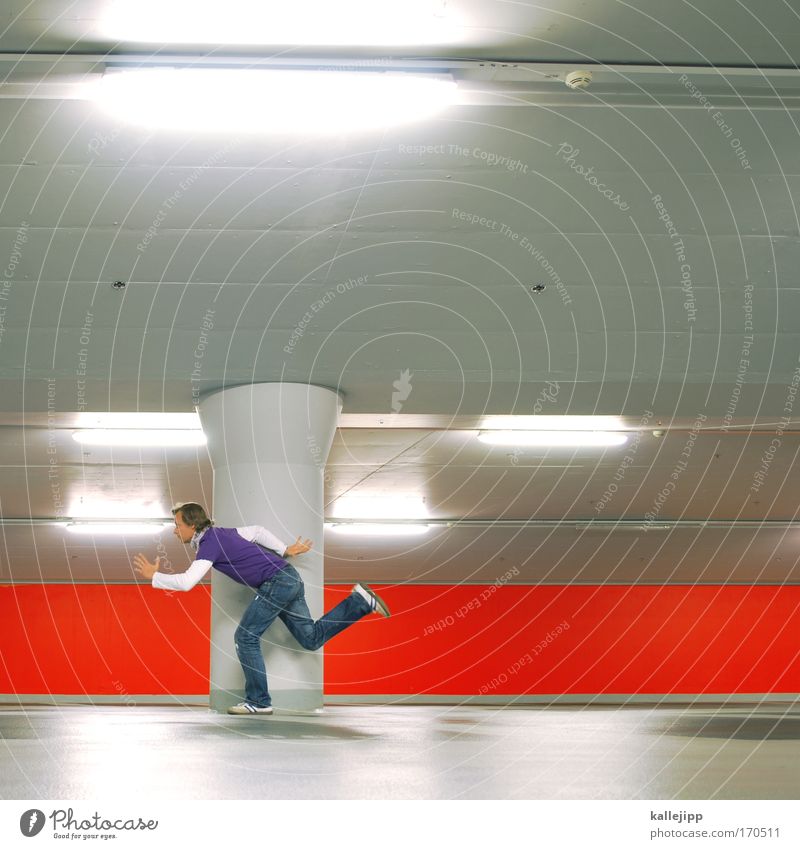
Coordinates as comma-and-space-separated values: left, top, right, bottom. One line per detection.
324, 584, 800, 695
2, 584, 799, 696
0, 584, 211, 696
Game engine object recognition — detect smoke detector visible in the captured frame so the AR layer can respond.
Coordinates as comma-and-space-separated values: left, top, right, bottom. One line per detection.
565, 70, 593, 90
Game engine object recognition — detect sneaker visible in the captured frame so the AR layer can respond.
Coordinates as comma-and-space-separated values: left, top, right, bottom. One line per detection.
353, 583, 391, 617
227, 702, 273, 716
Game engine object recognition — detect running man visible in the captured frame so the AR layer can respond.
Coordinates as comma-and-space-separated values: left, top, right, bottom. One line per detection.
133, 502, 389, 716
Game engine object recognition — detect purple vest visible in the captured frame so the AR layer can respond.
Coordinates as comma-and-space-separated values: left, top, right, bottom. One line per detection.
197, 527, 288, 588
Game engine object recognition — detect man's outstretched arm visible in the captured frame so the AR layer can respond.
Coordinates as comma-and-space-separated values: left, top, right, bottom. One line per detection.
133, 553, 213, 591
237, 526, 312, 557
236, 525, 287, 555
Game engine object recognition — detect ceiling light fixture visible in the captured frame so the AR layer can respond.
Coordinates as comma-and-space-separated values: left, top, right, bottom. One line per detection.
90, 68, 459, 133
332, 495, 429, 520
479, 415, 626, 431
75, 412, 202, 429
72, 429, 207, 447
65, 522, 172, 535
326, 523, 432, 536
478, 431, 628, 447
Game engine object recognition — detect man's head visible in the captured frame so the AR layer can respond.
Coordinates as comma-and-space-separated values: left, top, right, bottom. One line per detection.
171, 502, 212, 544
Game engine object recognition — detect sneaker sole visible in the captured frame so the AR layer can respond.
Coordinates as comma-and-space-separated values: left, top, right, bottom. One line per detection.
227, 707, 273, 716
358, 583, 391, 618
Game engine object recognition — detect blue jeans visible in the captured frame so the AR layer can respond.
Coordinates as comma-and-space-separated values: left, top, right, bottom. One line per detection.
233, 564, 371, 708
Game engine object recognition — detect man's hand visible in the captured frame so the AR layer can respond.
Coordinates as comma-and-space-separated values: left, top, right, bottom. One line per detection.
133, 553, 163, 580
285, 537, 312, 557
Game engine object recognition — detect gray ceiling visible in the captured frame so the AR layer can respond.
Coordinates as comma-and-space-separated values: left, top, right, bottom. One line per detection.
1, 1, 799, 585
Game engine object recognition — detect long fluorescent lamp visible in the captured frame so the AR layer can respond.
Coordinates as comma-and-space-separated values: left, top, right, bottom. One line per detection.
327, 523, 432, 536
72, 429, 207, 447
333, 495, 429, 520
478, 431, 628, 447
480, 415, 626, 431
66, 522, 171, 535
76, 412, 201, 429
90, 69, 459, 133
100, 0, 463, 46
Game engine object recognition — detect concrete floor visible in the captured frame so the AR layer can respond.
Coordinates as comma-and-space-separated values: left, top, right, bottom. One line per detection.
1, 703, 799, 799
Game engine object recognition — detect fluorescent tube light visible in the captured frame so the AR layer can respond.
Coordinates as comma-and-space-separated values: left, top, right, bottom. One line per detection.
75, 412, 202, 429
478, 431, 628, 447
326, 523, 432, 536
100, 0, 463, 46
333, 495, 429, 520
72, 429, 207, 447
91, 69, 459, 133
66, 522, 171, 535
480, 415, 626, 431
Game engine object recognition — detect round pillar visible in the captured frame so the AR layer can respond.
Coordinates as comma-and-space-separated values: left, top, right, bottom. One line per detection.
197, 383, 341, 713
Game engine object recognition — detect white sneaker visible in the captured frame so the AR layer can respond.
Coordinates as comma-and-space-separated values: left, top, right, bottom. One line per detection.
353, 583, 391, 617
227, 702, 273, 715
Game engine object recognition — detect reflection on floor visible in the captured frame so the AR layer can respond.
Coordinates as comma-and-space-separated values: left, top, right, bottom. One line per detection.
1, 703, 799, 799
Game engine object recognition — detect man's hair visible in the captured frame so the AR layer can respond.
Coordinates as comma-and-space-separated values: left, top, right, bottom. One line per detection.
171, 502, 213, 532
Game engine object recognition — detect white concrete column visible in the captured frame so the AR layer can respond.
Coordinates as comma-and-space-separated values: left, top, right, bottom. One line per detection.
196, 383, 341, 713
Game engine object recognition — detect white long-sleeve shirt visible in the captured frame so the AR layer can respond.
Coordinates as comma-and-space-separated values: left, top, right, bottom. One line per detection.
152, 525, 287, 592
